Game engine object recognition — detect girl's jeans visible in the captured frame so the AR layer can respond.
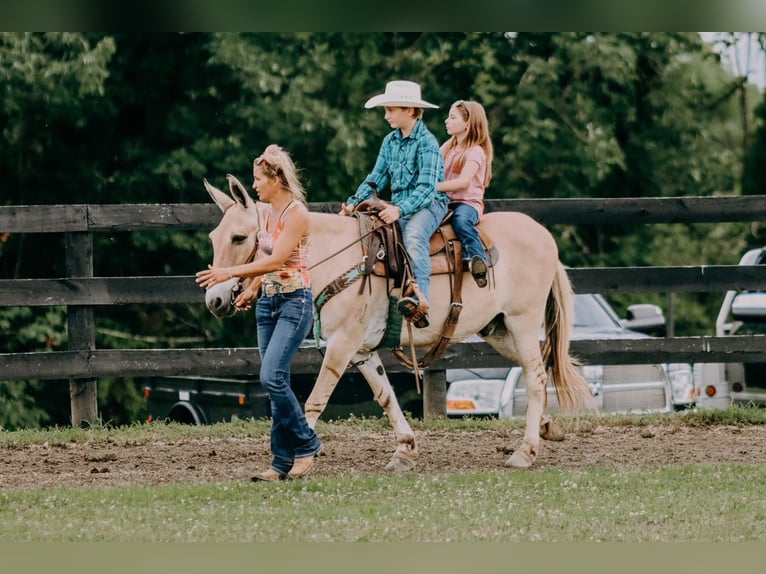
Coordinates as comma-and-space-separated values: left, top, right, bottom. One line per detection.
397, 197, 448, 303
256, 288, 321, 474
450, 202, 485, 262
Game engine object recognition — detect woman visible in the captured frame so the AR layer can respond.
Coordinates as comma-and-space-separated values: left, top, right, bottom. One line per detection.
195, 144, 321, 481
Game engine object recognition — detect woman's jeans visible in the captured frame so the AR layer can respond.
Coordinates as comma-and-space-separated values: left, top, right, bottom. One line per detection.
450, 202, 485, 262
397, 197, 448, 303
256, 288, 321, 474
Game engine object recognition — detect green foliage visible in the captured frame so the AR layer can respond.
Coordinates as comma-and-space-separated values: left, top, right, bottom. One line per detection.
2, 33, 764, 427
0, 381, 48, 430
97, 378, 147, 426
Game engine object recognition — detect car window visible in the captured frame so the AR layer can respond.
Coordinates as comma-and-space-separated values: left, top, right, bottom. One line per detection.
735, 322, 766, 335
574, 294, 623, 329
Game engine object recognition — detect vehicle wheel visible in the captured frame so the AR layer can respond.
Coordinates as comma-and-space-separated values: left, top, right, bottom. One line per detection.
166, 401, 208, 425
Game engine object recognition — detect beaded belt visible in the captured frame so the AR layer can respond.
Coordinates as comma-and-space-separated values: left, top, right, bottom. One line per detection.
262, 282, 300, 297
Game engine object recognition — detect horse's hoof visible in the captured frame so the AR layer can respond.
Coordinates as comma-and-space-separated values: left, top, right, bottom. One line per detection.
384, 452, 416, 472
504, 450, 534, 469
540, 420, 565, 442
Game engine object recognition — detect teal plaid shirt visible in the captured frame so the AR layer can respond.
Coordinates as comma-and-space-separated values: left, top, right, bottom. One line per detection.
347, 119, 447, 217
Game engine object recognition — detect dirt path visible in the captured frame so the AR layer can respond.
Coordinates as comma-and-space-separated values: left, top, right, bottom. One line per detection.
2, 422, 765, 490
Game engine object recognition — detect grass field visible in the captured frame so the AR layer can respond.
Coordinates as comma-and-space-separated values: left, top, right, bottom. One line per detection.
2, 463, 766, 542
2, 408, 766, 542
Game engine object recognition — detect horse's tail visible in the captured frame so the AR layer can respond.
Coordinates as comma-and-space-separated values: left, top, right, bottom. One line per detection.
542, 263, 598, 414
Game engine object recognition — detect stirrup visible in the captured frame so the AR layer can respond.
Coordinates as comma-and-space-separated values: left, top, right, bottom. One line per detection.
398, 296, 429, 328
469, 256, 488, 288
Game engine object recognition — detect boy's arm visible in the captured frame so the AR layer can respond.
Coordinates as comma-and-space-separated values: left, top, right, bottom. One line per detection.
345, 141, 391, 207
396, 140, 444, 216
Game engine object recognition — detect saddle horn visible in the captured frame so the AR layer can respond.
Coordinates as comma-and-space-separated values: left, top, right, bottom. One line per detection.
355, 181, 387, 213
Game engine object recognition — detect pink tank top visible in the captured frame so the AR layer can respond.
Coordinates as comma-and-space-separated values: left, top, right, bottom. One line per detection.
258, 201, 311, 292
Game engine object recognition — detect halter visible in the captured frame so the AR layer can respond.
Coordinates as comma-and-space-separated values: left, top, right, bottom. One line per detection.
227, 201, 263, 306
229, 238, 259, 306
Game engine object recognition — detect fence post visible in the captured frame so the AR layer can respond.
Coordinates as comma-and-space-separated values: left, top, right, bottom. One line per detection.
422, 369, 447, 420
65, 231, 99, 426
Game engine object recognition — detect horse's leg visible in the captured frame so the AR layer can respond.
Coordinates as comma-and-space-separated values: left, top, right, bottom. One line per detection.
483, 310, 549, 468
303, 334, 365, 428
539, 413, 566, 442
506, 313, 549, 468
483, 328, 563, 451
355, 352, 417, 471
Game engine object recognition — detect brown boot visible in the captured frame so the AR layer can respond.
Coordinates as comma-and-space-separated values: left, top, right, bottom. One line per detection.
251, 468, 286, 482
469, 256, 488, 288
287, 455, 317, 479
397, 283, 430, 328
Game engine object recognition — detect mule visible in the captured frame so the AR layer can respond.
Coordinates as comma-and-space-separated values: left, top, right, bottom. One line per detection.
201, 174, 596, 470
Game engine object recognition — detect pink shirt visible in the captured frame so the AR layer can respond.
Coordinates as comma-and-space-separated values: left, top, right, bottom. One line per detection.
441, 144, 486, 218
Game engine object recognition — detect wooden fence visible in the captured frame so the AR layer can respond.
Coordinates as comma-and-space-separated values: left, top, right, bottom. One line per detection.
2, 196, 766, 422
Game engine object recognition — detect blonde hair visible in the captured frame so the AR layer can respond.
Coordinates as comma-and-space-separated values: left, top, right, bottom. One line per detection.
442, 100, 493, 187
253, 144, 307, 205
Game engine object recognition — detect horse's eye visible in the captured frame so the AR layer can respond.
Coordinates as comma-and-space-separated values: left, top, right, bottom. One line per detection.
231, 235, 247, 244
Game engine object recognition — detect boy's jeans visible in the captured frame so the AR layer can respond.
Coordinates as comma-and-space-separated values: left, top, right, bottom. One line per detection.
397, 197, 448, 303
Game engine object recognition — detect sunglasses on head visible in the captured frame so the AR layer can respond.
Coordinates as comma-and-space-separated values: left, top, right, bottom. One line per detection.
255, 155, 284, 176
452, 100, 470, 116
255, 155, 272, 168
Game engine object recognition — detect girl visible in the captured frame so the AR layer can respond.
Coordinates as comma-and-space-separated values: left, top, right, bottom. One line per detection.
437, 100, 494, 288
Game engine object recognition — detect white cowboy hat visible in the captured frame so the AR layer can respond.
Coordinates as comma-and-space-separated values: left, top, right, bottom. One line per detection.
364, 80, 439, 109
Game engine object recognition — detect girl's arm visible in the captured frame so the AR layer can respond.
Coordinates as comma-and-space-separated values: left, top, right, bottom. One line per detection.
437, 158, 481, 192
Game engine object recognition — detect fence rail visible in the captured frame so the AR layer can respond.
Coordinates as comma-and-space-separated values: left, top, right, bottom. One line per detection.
2, 196, 766, 419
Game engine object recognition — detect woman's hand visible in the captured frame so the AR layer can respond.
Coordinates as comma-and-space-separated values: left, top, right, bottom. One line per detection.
195, 265, 233, 289
234, 277, 262, 311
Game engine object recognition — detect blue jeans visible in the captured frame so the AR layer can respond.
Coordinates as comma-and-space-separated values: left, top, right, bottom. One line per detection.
256, 288, 321, 474
397, 197, 448, 303
450, 202, 486, 262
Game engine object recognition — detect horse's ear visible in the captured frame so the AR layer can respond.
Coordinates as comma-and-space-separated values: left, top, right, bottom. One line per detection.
204, 178, 234, 212
226, 174, 255, 209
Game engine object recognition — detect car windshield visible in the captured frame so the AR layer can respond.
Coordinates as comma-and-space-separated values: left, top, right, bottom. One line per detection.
573, 294, 623, 329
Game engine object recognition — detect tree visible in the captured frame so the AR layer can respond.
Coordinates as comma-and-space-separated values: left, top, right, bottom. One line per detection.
1, 33, 760, 427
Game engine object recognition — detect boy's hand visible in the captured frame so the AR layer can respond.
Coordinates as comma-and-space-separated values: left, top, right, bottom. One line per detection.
378, 204, 401, 224
339, 203, 355, 216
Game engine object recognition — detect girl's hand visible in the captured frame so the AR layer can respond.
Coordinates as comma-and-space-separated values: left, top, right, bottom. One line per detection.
195, 265, 233, 289
339, 203, 355, 216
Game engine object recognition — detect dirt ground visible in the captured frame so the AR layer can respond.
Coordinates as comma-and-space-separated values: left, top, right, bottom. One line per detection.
2, 421, 766, 490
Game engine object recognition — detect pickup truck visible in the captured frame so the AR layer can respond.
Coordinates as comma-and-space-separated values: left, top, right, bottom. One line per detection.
695, 246, 766, 408
446, 293, 695, 418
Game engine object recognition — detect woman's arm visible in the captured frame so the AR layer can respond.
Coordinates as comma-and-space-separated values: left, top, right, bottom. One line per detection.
196, 206, 310, 288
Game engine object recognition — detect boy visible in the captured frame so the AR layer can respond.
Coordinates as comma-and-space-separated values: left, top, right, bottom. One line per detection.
341, 80, 448, 328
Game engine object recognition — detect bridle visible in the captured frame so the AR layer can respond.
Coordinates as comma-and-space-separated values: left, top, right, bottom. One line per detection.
225, 200, 263, 307
229, 237, 259, 306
